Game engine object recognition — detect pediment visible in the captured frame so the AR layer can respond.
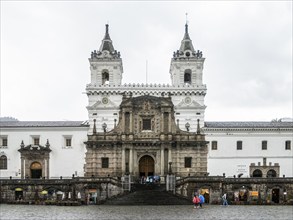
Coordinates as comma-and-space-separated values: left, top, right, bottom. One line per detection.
87, 99, 117, 110
176, 99, 205, 109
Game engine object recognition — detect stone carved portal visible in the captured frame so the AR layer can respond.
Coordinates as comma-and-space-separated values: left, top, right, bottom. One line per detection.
139, 155, 154, 177
30, 162, 42, 179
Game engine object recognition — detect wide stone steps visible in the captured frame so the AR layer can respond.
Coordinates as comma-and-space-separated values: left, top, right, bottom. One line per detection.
103, 184, 191, 205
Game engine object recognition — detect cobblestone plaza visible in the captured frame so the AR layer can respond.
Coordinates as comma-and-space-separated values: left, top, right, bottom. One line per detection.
1, 204, 292, 220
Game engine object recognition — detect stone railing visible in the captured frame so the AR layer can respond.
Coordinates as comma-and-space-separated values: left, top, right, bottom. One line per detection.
176, 176, 293, 187
0, 176, 122, 186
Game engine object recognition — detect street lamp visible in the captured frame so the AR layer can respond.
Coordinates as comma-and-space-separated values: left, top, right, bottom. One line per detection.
102, 123, 107, 133
185, 122, 190, 132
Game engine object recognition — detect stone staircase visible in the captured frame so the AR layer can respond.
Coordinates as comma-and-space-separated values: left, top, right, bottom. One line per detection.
103, 183, 191, 205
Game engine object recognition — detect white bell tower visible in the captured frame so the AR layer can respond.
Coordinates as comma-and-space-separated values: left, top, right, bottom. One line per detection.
169, 23, 207, 130
169, 23, 205, 86
86, 24, 124, 134
89, 24, 123, 86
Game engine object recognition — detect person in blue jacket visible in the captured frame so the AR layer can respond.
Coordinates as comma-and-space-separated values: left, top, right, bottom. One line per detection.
199, 194, 205, 208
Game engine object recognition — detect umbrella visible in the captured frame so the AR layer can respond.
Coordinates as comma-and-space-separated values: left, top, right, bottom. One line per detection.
41, 190, 48, 195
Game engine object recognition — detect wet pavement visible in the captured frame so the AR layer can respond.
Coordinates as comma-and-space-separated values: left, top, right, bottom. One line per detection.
0, 204, 292, 220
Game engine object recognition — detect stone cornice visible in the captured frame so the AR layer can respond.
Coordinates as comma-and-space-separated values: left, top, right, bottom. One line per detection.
86, 83, 207, 96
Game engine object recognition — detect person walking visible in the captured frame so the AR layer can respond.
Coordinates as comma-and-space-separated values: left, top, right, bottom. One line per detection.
199, 194, 205, 208
222, 193, 228, 206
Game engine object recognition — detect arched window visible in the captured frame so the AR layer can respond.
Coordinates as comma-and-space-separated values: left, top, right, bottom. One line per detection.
252, 169, 262, 177
102, 71, 109, 85
0, 155, 7, 169
184, 69, 192, 84
267, 169, 277, 178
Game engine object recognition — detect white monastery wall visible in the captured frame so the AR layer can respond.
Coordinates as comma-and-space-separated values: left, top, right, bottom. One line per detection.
205, 130, 293, 177
0, 127, 88, 178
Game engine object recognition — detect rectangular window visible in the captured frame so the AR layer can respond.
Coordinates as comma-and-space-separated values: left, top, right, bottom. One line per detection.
142, 119, 151, 130
2, 138, 8, 146
237, 141, 242, 150
66, 138, 72, 147
63, 135, 72, 148
285, 141, 291, 150
101, 157, 109, 168
211, 141, 218, 150
262, 141, 267, 150
0, 136, 8, 148
184, 157, 192, 168
34, 138, 40, 145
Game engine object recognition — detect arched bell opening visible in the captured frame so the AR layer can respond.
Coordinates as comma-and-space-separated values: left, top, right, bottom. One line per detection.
252, 169, 263, 177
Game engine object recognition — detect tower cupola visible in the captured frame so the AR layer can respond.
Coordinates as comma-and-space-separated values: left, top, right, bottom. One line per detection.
170, 23, 205, 86
89, 24, 123, 86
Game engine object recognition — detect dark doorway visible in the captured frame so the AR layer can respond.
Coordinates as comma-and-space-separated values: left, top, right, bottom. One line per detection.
15, 188, 23, 201
139, 155, 154, 177
272, 188, 279, 203
30, 162, 42, 179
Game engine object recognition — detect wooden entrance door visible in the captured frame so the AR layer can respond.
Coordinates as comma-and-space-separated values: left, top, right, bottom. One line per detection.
30, 162, 42, 179
139, 155, 154, 177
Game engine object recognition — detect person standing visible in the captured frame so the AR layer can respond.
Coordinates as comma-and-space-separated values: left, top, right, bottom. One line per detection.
199, 194, 205, 208
222, 193, 228, 206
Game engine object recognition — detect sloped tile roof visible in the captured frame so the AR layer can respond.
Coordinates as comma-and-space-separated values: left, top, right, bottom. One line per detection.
0, 121, 89, 128
204, 121, 293, 128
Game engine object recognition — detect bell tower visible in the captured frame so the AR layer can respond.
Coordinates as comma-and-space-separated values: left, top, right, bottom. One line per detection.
169, 23, 207, 130
170, 23, 205, 86
89, 24, 123, 86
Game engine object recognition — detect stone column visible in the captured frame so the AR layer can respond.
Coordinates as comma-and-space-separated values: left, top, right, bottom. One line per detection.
47, 157, 50, 178
122, 111, 125, 132
161, 147, 164, 175
168, 147, 172, 163
44, 159, 47, 178
122, 146, 125, 174
129, 112, 133, 133
22, 158, 25, 179
161, 112, 164, 133
113, 145, 117, 175
129, 147, 133, 174
168, 111, 171, 132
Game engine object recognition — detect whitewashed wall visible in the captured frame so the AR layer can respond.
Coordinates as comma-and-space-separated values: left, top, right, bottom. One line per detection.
0, 127, 88, 178
205, 129, 293, 177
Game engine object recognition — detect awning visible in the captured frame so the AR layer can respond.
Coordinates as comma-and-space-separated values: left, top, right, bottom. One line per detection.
15, 188, 23, 191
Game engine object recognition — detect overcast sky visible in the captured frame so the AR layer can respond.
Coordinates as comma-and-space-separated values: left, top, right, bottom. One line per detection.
1, 1, 292, 122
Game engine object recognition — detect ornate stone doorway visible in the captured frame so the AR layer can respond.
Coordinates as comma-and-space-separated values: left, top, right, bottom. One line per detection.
30, 162, 42, 179
139, 155, 154, 177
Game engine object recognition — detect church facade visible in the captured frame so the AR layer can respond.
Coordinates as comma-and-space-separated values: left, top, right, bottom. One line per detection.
0, 24, 292, 180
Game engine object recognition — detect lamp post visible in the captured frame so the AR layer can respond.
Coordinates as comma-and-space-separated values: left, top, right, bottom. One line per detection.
102, 123, 107, 140
185, 122, 190, 132
102, 123, 107, 132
